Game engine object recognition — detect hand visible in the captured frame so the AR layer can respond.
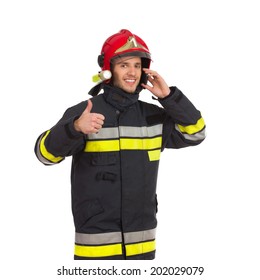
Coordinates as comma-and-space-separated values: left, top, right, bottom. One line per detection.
74, 99, 105, 134
141, 68, 171, 99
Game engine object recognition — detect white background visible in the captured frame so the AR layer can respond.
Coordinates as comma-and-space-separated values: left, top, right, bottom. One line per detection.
1, 0, 259, 279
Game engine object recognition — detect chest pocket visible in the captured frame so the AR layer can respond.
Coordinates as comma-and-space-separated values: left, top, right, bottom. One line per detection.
91, 153, 117, 166
91, 153, 117, 182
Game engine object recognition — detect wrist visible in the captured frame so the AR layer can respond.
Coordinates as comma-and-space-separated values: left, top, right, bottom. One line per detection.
158, 88, 171, 99
73, 119, 81, 132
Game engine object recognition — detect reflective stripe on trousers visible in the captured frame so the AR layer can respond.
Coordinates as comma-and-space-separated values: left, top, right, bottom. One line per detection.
74, 228, 156, 258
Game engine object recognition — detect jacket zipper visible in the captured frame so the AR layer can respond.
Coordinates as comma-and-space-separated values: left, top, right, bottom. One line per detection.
116, 109, 127, 259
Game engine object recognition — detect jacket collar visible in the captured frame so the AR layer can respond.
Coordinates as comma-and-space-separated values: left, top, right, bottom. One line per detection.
103, 85, 139, 111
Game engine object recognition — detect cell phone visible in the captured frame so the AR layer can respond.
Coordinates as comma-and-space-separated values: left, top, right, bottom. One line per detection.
141, 71, 148, 86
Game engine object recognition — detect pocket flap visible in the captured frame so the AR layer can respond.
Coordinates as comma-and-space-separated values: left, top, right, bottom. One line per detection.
91, 153, 117, 166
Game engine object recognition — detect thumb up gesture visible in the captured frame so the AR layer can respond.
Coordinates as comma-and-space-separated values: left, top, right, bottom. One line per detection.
74, 100, 105, 134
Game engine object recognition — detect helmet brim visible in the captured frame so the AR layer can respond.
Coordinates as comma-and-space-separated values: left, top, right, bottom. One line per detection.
110, 51, 151, 65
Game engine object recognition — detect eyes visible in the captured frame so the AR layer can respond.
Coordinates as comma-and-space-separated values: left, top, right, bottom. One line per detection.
119, 63, 142, 69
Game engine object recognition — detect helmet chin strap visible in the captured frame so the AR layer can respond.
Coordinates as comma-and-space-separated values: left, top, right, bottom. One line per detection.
88, 82, 104, 96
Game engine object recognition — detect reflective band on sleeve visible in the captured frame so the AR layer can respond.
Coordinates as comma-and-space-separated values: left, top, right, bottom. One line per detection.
126, 240, 156, 257
176, 126, 206, 141
35, 133, 54, 165
39, 130, 64, 163
74, 243, 122, 258
177, 117, 205, 135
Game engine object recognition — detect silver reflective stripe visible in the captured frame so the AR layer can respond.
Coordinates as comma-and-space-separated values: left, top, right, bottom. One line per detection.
35, 134, 56, 165
175, 125, 206, 141
75, 232, 122, 245
124, 228, 156, 244
87, 124, 163, 141
119, 124, 163, 138
87, 127, 119, 140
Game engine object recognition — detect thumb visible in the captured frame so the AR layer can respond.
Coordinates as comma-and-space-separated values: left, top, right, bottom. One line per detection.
85, 99, 93, 113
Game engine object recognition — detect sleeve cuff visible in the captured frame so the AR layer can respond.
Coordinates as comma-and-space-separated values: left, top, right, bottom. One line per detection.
65, 117, 84, 139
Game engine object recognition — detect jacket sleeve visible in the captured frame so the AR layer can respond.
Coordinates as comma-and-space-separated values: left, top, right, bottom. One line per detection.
159, 86, 206, 150
34, 101, 88, 165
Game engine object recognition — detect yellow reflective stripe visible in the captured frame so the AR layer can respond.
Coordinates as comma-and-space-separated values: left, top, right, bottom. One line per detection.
148, 149, 161, 161
84, 140, 120, 152
126, 240, 156, 257
120, 137, 162, 150
39, 130, 63, 163
74, 243, 122, 258
84, 137, 162, 152
177, 117, 205, 134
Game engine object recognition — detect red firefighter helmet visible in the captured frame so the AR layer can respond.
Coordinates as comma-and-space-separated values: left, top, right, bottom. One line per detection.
89, 29, 152, 96
98, 29, 152, 71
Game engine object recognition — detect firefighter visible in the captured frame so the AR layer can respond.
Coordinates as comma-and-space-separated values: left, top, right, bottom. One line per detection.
34, 29, 206, 260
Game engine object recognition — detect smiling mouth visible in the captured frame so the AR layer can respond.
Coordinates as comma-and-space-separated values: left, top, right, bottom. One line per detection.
125, 79, 136, 83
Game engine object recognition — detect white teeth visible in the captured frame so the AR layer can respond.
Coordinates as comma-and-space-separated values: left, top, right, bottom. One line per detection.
125, 79, 135, 82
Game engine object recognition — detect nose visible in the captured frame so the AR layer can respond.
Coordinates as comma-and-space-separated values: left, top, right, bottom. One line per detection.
127, 65, 137, 76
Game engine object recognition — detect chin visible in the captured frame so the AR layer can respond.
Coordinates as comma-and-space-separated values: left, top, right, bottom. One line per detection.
124, 85, 138, 94
125, 89, 136, 94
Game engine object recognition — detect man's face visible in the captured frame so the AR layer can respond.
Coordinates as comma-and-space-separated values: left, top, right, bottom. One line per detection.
111, 56, 142, 94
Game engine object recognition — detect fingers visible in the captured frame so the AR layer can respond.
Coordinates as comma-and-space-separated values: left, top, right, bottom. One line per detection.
85, 99, 93, 113
142, 68, 159, 79
142, 68, 170, 98
142, 69, 161, 87
141, 69, 158, 89
86, 100, 105, 133
84, 111, 105, 134
90, 114, 105, 130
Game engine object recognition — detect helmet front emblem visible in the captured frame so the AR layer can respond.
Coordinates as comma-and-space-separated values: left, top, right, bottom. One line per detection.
115, 36, 148, 53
